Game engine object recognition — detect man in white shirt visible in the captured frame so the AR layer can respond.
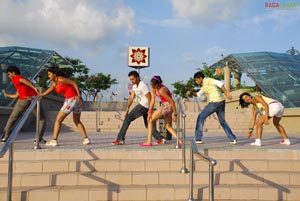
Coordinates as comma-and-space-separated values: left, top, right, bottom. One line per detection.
112, 71, 165, 145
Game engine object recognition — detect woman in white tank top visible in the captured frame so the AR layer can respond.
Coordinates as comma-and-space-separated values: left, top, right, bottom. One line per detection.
239, 92, 290, 146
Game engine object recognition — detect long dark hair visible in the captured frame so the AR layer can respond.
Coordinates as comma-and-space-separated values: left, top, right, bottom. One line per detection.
47, 63, 67, 78
239, 92, 252, 108
150, 75, 162, 87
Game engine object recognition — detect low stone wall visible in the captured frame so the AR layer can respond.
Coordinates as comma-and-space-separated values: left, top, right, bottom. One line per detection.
44, 100, 300, 134
1, 97, 300, 134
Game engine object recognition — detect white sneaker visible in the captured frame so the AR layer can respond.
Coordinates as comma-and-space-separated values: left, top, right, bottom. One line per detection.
280, 139, 291, 145
46, 139, 58, 147
250, 139, 261, 146
83, 138, 91, 145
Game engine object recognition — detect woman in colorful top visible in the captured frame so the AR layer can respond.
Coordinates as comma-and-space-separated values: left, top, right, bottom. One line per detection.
140, 76, 181, 146
40, 65, 90, 146
239, 92, 290, 146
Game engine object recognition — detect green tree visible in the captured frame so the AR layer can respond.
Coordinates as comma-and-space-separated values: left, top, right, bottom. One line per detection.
63, 57, 118, 100
64, 57, 89, 78
172, 78, 196, 99
196, 62, 224, 80
172, 63, 223, 99
85, 73, 118, 101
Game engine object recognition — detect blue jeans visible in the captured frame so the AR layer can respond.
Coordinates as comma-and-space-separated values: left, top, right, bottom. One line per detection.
117, 104, 162, 141
195, 101, 236, 141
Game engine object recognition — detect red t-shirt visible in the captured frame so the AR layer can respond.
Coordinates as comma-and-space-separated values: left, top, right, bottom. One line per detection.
55, 81, 77, 98
11, 75, 37, 100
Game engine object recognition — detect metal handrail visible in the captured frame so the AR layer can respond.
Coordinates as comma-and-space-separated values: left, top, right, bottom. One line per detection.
95, 95, 103, 132
188, 138, 217, 201
175, 98, 188, 173
0, 95, 41, 201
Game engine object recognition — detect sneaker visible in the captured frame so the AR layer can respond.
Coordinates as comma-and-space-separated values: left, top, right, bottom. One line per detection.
111, 139, 125, 145
34, 138, 47, 144
155, 139, 166, 145
46, 139, 58, 147
230, 139, 237, 144
1, 138, 7, 143
82, 138, 91, 145
195, 140, 203, 144
250, 139, 261, 146
280, 139, 291, 145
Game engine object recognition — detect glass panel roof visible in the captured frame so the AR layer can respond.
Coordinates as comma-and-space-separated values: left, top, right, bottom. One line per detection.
210, 52, 300, 108
0, 46, 72, 107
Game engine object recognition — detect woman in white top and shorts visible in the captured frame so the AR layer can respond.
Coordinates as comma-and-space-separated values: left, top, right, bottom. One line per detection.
239, 92, 290, 146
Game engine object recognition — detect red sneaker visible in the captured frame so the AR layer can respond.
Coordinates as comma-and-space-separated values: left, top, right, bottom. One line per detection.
111, 139, 125, 145
155, 139, 166, 145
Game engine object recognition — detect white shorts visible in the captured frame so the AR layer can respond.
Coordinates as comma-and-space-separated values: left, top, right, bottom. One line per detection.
60, 96, 82, 114
268, 102, 284, 117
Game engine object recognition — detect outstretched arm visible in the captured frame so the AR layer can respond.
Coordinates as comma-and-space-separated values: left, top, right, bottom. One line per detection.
248, 105, 257, 138
19, 78, 39, 94
40, 83, 56, 97
124, 90, 136, 117
220, 85, 232, 100
2, 89, 19, 99
254, 95, 269, 125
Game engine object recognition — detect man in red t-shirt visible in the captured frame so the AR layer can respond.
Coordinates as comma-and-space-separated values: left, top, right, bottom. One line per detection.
1, 66, 46, 143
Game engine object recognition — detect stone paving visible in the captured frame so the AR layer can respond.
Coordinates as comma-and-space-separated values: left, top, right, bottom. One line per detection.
4, 129, 299, 152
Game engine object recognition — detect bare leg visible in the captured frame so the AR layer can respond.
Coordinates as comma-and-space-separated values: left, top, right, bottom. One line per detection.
144, 111, 162, 144
164, 115, 177, 138
273, 117, 288, 139
255, 115, 265, 139
73, 113, 88, 139
52, 111, 68, 140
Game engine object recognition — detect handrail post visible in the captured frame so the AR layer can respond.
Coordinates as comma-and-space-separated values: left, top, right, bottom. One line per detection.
96, 95, 102, 132
188, 139, 217, 201
175, 98, 189, 173
188, 144, 195, 201
209, 164, 215, 201
180, 112, 188, 173
33, 98, 41, 149
175, 101, 181, 149
7, 143, 13, 201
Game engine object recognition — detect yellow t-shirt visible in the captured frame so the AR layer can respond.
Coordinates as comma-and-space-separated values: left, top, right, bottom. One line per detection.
197, 77, 224, 102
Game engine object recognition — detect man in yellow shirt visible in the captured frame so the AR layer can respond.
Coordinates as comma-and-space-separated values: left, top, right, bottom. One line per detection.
187, 71, 237, 144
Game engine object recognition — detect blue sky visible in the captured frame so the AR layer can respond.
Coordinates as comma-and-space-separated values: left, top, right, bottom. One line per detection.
1, 0, 300, 100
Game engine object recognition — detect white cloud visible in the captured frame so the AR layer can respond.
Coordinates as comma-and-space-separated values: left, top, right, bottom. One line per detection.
206, 46, 226, 61
252, 8, 300, 30
0, 0, 137, 49
170, 0, 249, 26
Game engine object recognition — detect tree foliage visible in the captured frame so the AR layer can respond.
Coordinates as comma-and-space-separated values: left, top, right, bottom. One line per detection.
85, 73, 118, 101
63, 57, 118, 100
172, 78, 196, 99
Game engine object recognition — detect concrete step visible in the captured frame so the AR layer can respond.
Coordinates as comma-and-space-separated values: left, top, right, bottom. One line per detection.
1, 145, 299, 200
0, 184, 299, 201
2, 148, 300, 161
1, 171, 300, 187
1, 159, 300, 174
